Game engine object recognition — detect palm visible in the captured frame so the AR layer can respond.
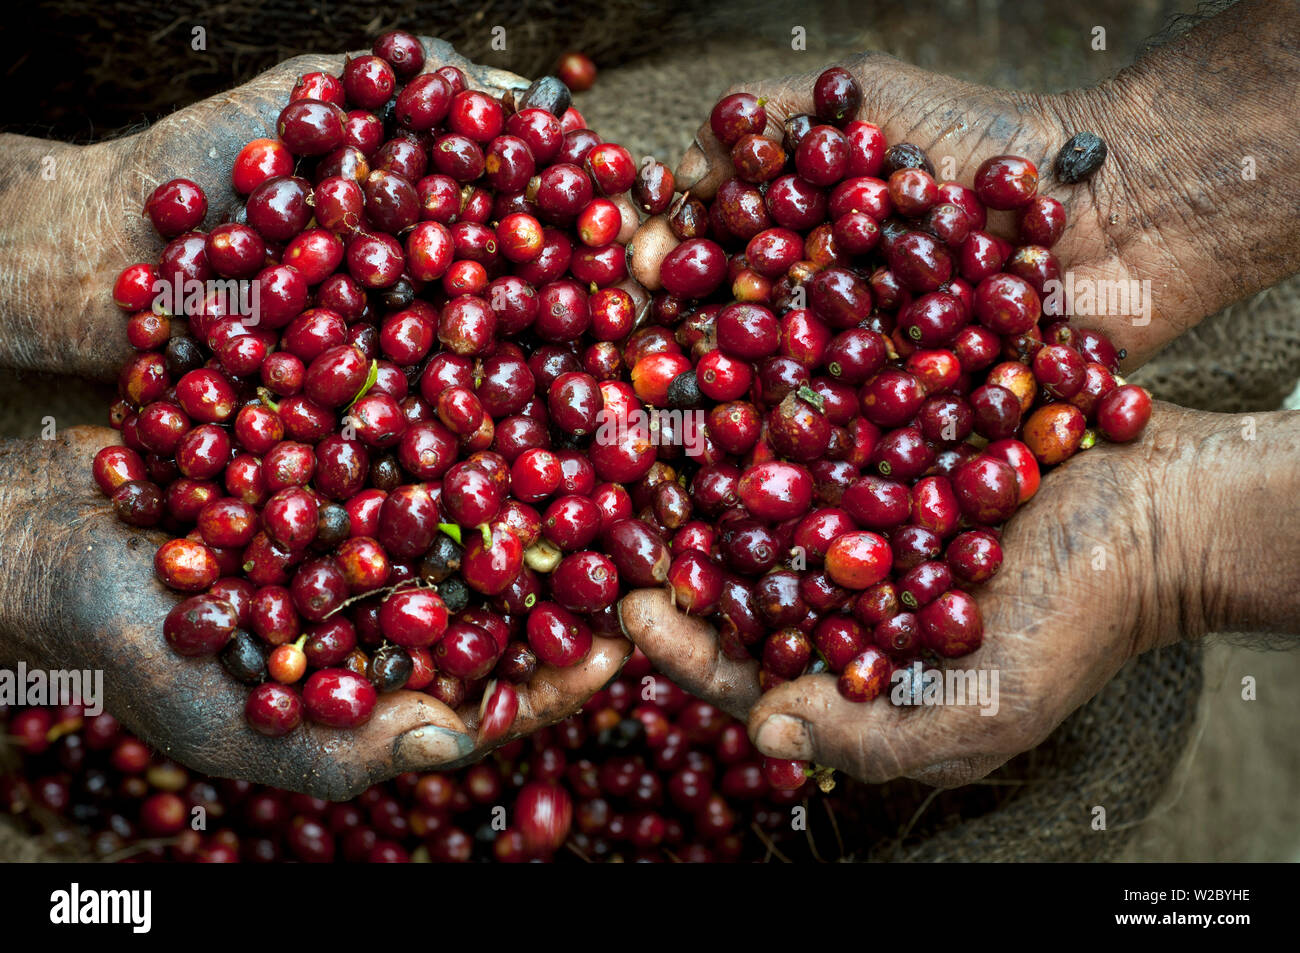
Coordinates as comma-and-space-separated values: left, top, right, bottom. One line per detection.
1, 428, 628, 799
653, 51, 1195, 367
79, 39, 529, 381
621, 404, 1192, 786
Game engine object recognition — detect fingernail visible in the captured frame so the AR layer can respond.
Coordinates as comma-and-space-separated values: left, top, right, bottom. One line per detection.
394, 724, 473, 770
755, 714, 813, 760
674, 143, 708, 190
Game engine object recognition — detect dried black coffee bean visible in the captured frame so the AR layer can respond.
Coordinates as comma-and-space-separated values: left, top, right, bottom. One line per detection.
219, 630, 267, 685
667, 369, 703, 409
882, 142, 935, 177
368, 642, 413, 692
420, 534, 464, 582
782, 114, 816, 155
516, 76, 572, 118
1055, 132, 1108, 183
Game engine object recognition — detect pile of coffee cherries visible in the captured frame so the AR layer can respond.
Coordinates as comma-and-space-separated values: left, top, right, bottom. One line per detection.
1, 653, 834, 863
630, 67, 1151, 702
96, 30, 656, 738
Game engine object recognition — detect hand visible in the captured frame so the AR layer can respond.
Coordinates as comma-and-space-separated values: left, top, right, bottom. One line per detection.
628, 52, 1214, 370
0, 427, 630, 800
0, 42, 639, 797
620, 403, 1216, 786
0, 38, 532, 381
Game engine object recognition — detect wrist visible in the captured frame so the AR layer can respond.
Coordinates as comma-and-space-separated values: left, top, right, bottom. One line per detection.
1139, 405, 1300, 652
0, 436, 65, 667
0, 135, 134, 380
1046, 0, 1300, 364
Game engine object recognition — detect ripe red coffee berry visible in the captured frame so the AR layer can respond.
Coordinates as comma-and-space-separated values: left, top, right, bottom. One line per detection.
342, 55, 396, 110
379, 589, 449, 648
1096, 385, 1152, 442
556, 51, 596, 91
154, 538, 220, 592
825, 531, 892, 590
144, 179, 207, 237
373, 29, 425, 76
277, 99, 346, 156
918, 590, 984, 657
515, 781, 573, 853
527, 602, 593, 667
710, 93, 767, 147
659, 238, 728, 299
973, 154, 1039, 209
837, 646, 891, 702
302, 669, 377, 728
164, 595, 238, 656
952, 456, 1019, 525
946, 530, 1004, 585
813, 66, 862, 126
1023, 403, 1087, 465
231, 138, 293, 195
738, 461, 813, 521
245, 683, 303, 737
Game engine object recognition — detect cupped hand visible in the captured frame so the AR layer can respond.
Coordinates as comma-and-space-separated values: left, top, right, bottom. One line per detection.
621, 402, 1204, 787
0, 428, 630, 800
62, 38, 534, 381
629, 52, 1204, 369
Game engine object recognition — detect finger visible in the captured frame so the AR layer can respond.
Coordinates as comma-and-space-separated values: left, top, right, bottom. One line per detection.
303, 690, 473, 792
618, 589, 761, 719
447, 634, 630, 767
674, 82, 816, 198
673, 122, 732, 199
629, 215, 677, 291
416, 37, 529, 96
611, 193, 641, 244
746, 669, 994, 785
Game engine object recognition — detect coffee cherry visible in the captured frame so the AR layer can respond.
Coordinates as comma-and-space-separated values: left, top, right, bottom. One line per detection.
527, 602, 592, 667
813, 66, 862, 126
825, 531, 892, 590
837, 647, 890, 702
1096, 385, 1151, 443
145, 179, 207, 237
1023, 403, 1087, 465
973, 155, 1039, 209
953, 456, 1019, 524
919, 590, 984, 656
302, 669, 377, 728
246, 682, 303, 736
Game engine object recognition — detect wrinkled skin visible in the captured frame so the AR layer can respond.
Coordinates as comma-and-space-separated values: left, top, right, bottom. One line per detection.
621, 403, 1227, 787
0, 39, 632, 800
631, 48, 1293, 370
621, 7, 1300, 789
0, 427, 630, 800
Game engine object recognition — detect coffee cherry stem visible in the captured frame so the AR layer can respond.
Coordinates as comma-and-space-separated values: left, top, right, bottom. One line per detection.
437, 522, 463, 545
322, 576, 430, 620
255, 387, 280, 412
796, 384, 826, 413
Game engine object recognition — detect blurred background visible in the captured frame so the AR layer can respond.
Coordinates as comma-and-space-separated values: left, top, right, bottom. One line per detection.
2, 0, 1296, 860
